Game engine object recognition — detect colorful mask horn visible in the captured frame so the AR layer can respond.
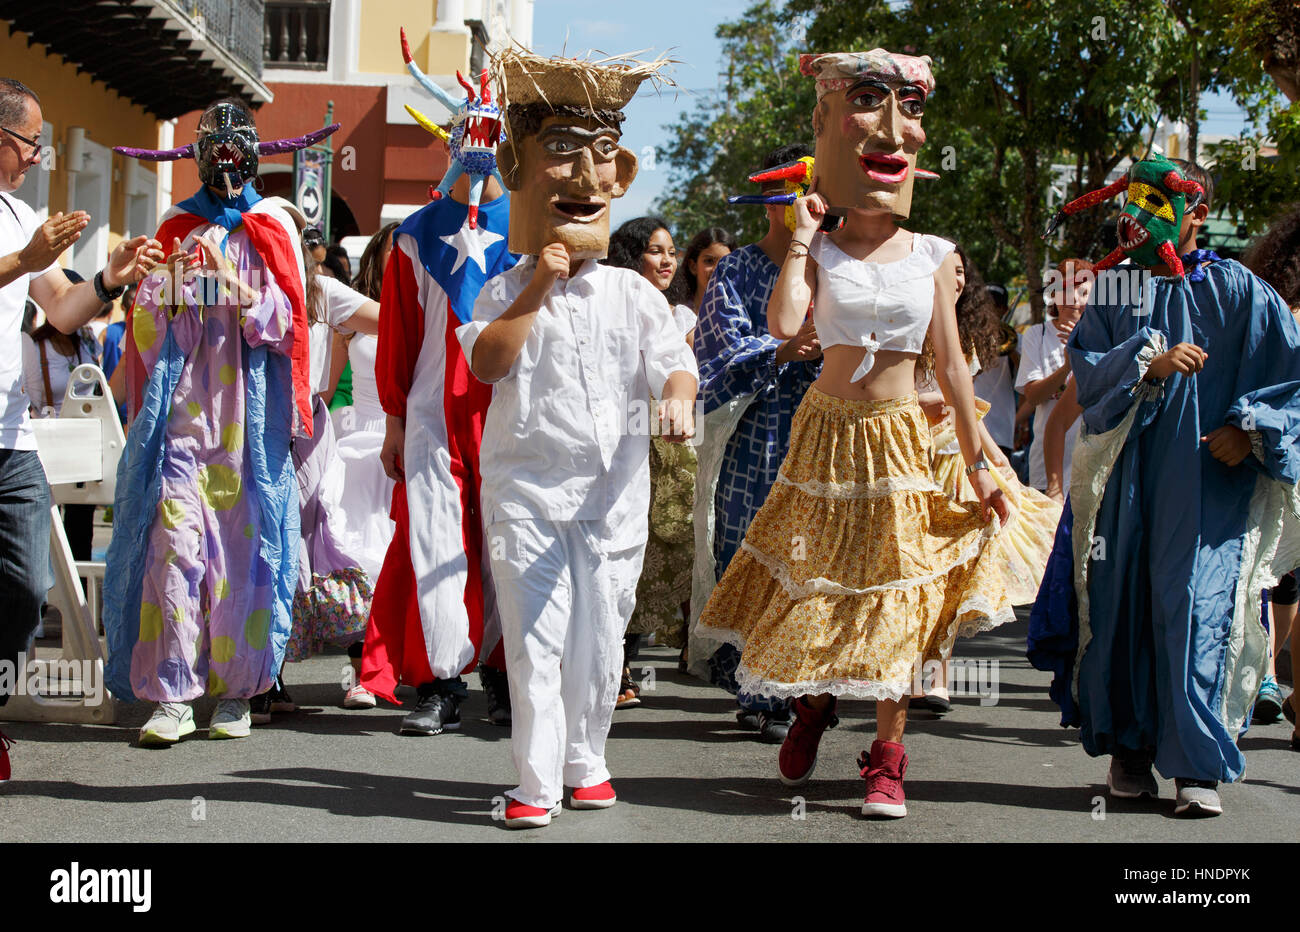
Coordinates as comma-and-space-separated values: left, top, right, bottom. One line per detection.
114, 123, 339, 162
401, 26, 505, 230
1041, 154, 1204, 277
727, 156, 939, 232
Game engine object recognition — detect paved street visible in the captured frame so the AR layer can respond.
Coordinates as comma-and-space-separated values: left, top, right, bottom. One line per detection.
1, 610, 1296, 843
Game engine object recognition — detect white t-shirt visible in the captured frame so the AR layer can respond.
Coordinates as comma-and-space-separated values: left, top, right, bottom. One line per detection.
0, 193, 59, 449
671, 302, 697, 338
973, 354, 1016, 449
1015, 319, 1078, 491
308, 274, 369, 393
459, 259, 699, 526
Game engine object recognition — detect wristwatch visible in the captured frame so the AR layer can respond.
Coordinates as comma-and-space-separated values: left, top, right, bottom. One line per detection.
964, 459, 990, 476
94, 269, 125, 303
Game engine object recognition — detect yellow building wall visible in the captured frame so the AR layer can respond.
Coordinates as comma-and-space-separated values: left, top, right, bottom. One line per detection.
356, 1, 470, 78
356, 0, 436, 75
1, 23, 159, 254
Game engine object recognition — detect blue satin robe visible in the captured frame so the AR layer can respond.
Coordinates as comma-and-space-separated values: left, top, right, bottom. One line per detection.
1066, 258, 1300, 782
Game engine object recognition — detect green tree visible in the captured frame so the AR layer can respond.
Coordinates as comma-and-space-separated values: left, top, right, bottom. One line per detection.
654, 0, 818, 246
1202, 0, 1300, 232
657, 0, 1246, 320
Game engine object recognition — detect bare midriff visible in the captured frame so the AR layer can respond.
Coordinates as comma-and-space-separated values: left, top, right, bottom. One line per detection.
814, 345, 919, 401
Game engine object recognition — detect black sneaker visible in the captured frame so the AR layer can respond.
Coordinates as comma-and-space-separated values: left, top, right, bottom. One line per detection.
249, 690, 273, 726
735, 708, 761, 731
758, 707, 793, 744
269, 674, 296, 713
400, 681, 464, 736
479, 664, 511, 726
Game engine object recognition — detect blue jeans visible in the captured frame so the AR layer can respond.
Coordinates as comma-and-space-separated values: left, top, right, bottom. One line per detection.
0, 449, 50, 706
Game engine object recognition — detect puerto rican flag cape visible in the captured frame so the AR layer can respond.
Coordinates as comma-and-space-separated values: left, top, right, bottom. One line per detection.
361, 193, 516, 701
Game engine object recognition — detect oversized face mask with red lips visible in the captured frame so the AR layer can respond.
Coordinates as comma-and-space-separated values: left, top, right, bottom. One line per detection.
811, 77, 927, 220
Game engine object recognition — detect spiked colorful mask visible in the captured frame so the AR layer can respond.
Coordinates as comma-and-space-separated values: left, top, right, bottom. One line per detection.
1041, 154, 1204, 277
401, 27, 505, 230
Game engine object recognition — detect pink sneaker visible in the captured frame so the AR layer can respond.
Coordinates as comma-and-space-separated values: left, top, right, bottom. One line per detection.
0, 729, 12, 783
570, 780, 617, 809
778, 696, 838, 786
859, 739, 908, 818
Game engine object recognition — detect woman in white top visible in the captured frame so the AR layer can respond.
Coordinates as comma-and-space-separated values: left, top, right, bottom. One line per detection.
325, 223, 399, 707
665, 226, 739, 346
263, 206, 381, 719
22, 307, 103, 562
603, 217, 695, 707
1015, 258, 1093, 493
697, 50, 1010, 820
913, 244, 1063, 713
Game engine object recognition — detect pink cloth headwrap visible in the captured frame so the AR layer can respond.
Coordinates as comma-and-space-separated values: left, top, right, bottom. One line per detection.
799, 50, 936, 100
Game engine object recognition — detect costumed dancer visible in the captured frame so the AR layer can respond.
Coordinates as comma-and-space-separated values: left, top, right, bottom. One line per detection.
695, 50, 1013, 820
913, 244, 1063, 714
259, 198, 381, 719
361, 32, 516, 734
604, 216, 693, 709
458, 47, 696, 829
104, 100, 338, 745
328, 222, 399, 709
690, 143, 822, 744
1028, 157, 1300, 816
1241, 203, 1300, 741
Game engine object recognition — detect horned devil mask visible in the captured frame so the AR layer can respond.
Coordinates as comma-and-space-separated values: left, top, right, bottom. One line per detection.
1042, 154, 1205, 277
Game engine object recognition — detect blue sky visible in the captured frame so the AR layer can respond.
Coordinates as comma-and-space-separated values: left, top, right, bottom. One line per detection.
530, 2, 1256, 232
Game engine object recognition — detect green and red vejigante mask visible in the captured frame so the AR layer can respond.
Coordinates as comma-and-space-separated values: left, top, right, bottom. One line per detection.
1042, 154, 1204, 276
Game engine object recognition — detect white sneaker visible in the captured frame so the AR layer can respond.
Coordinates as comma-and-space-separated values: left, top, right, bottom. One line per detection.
209, 699, 252, 739
343, 683, 377, 709
139, 702, 196, 747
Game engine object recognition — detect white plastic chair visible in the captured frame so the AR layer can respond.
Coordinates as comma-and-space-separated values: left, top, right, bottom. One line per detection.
2, 363, 123, 724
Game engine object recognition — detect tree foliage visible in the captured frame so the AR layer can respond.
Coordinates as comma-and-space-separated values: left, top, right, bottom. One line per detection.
655, 0, 1276, 320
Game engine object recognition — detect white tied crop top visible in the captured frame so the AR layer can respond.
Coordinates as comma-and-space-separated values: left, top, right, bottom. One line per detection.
808, 232, 956, 383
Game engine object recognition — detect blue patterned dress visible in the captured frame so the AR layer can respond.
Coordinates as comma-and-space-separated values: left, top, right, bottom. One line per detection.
694, 244, 820, 710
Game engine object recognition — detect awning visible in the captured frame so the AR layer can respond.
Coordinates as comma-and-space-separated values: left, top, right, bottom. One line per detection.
0, 0, 272, 120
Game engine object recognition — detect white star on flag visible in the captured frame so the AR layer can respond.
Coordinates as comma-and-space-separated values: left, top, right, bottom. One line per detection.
439, 223, 504, 275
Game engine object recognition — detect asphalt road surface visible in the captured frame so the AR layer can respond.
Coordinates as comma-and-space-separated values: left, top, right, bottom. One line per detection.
2, 611, 1297, 843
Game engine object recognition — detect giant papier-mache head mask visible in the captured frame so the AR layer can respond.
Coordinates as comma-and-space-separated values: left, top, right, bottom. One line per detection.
799, 50, 937, 221
492, 47, 671, 260
114, 101, 340, 199
1042, 153, 1205, 277
400, 28, 505, 230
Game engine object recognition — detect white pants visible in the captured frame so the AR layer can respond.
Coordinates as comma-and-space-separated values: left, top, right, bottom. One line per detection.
487, 516, 646, 809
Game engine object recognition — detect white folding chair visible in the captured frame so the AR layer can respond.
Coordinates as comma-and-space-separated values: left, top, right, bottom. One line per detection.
2, 363, 123, 724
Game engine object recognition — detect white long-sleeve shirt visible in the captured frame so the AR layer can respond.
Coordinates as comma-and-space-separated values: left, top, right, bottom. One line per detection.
458, 259, 699, 527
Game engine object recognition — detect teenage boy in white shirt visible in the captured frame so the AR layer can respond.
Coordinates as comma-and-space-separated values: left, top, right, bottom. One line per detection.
458, 53, 697, 829
1015, 259, 1093, 492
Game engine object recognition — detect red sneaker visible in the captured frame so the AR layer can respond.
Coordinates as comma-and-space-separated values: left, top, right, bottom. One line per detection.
504, 799, 562, 829
778, 696, 838, 786
570, 780, 617, 809
0, 729, 12, 783
859, 739, 908, 818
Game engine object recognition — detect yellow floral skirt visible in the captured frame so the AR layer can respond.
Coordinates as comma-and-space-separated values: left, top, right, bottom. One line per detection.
929, 410, 1062, 606
695, 387, 1014, 700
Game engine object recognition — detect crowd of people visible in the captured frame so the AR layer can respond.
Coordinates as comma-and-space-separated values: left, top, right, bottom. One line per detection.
1, 39, 1297, 832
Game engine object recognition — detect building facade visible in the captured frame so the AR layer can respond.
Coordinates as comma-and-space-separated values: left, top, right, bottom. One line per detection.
0, 0, 271, 279
169, 0, 535, 242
